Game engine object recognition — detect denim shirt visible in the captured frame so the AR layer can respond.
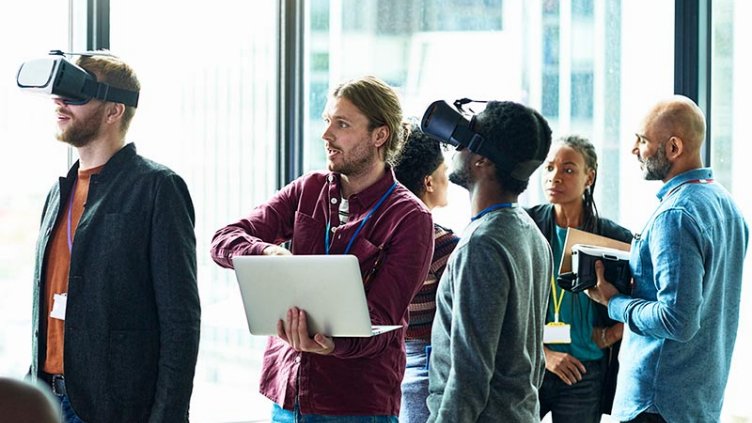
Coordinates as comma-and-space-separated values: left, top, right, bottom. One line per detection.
608, 168, 749, 422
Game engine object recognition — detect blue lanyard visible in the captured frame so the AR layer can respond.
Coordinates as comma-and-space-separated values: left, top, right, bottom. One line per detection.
471, 202, 515, 221
66, 179, 78, 253
325, 182, 397, 255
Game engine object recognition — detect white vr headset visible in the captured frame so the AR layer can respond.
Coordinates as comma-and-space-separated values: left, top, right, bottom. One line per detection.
16, 50, 139, 107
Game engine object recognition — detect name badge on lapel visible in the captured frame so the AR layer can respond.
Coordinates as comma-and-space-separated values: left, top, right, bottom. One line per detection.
50, 293, 67, 320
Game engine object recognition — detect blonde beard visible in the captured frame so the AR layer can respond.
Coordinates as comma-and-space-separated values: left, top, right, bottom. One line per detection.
329, 143, 380, 177
55, 103, 105, 148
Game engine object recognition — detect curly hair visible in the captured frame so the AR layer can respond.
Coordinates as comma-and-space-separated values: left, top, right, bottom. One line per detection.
473, 101, 551, 194
394, 122, 444, 197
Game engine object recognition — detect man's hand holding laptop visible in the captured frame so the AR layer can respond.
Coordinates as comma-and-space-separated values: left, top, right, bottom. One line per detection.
262, 246, 333, 354
277, 306, 335, 355
263, 245, 292, 256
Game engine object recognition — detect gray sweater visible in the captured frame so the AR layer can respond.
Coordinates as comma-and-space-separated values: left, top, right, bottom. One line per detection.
428, 206, 552, 422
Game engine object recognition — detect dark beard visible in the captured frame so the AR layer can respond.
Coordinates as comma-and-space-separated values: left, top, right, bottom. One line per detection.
449, 165, 472, 189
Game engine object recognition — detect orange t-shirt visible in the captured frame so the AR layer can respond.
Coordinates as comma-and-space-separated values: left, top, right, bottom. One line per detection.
43, 165, 103, 374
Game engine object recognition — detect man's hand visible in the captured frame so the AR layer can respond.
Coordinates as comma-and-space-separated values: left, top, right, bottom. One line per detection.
592, 323, 624, 349
544, 347, 586, 385
262, 245, 292, 256
277, 307, 334, 355
584, 260, 619, 306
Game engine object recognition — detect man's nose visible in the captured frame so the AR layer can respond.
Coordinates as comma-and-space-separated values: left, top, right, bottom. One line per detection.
321, 124, 333, 142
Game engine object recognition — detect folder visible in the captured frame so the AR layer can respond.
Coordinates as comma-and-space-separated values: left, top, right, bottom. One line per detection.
559, 227, 631, 274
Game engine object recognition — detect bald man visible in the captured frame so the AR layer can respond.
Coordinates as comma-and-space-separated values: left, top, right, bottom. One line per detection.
586, 95, 749, 423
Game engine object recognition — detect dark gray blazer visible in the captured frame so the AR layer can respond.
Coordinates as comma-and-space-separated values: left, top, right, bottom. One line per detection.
31, 143, 200, 422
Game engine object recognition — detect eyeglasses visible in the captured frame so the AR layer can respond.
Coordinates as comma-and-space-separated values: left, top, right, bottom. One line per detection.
453, 98, 489, 116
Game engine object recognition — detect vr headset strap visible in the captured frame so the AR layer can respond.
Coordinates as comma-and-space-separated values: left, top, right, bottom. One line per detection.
81, 79, 139, 107
466, 134, 538, 182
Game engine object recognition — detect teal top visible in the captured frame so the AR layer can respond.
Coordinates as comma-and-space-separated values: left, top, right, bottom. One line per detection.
546, 225, 603, 361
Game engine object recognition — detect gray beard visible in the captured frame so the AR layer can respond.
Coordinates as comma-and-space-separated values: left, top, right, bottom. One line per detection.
641, 144, 671, 181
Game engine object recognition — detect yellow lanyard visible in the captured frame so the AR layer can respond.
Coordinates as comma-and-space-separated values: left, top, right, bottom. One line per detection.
550, 275, 565, 323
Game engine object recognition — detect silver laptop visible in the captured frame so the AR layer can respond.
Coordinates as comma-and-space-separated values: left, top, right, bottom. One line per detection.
232, 254, 402, 337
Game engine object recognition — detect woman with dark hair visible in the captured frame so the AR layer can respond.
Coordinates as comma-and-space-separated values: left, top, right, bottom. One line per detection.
394, 124, 460, 423
527, 135, 633, 422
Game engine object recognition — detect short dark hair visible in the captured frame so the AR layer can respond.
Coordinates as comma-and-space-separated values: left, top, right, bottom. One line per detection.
473, 101, 551, 194
394, 122, 444, 197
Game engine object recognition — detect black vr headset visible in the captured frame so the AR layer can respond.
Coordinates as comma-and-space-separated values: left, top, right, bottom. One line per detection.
16, 50, 139, 107
420, 99, 544, 182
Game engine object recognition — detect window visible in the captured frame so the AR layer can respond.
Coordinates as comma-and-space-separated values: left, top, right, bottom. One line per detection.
3, 2, 750, 422
711, 1, 752, 421
303, 0, 674, 237
0, 0, 69, 378
109, 1, 279, 421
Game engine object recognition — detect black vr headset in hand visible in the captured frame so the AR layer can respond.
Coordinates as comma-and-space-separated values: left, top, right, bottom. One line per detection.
557, 244, 632, 295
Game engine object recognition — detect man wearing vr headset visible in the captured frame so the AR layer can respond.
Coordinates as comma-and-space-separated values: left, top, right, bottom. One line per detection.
586, 96, 748, 423
422, 100, 553, 422
24, 52, 200, 422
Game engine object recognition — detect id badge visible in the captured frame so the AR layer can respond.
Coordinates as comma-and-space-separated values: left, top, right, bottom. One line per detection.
50, 293, 67, 321
543, 322, 571, 344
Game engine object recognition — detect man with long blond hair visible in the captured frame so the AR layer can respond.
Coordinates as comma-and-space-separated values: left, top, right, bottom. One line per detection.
211, 76, 433, 422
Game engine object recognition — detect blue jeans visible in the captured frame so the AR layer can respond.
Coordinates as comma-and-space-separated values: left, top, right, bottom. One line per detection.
539, 359, 605, 423
399, 339, 430, 423
57, 393, 86, 423
271, 403, 398, 423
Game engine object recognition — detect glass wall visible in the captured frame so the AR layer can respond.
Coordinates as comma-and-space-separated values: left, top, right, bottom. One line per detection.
0, 1, 70, 378
2, 1, 750, 422
712, 1, 752, 421
302, 0, 674, 237
109, 1, 279, 421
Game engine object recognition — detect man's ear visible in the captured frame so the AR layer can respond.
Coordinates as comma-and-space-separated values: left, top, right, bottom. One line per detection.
474, 156, 492, 167
373, 125, 389, 148
667, 136, 684, 160
472, 155, 497, 180
105, 103, 125, 124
